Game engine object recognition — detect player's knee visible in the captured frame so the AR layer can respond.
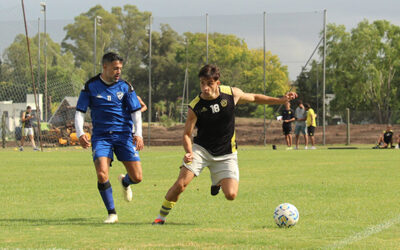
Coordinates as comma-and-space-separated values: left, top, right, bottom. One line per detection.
173, 181, 187, 194
96, 171, 108, 183
131, 174, 142, 183
224, 191, 237, 201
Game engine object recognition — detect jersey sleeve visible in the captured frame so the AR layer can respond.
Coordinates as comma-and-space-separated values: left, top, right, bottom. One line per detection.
125, 90, 141, 113
76, 89, 90, 113
188, 95, 201, 117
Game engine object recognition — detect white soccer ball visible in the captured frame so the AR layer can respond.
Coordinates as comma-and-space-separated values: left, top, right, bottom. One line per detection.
273, 203, 299, 227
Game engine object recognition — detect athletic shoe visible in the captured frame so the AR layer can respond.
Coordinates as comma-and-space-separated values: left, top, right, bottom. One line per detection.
118, 174, 132, 202
311, 146, 316, 150
286, 147, 293, 150
33, 147, 40, 151
304, 146, 308, 150
104, 214, 118, 224
19, 146, 24, 151
211, 185, 221, 196
152, 218, 165, 225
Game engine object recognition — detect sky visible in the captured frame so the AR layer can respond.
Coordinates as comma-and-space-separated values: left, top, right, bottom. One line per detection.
1, 0, 400, 80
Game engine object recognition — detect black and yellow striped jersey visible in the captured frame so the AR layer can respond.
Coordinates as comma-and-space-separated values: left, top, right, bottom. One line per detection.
189, 85, 236, 156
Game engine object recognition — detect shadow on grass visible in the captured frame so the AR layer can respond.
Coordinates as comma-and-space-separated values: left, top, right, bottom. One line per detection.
0, 218, 195, 226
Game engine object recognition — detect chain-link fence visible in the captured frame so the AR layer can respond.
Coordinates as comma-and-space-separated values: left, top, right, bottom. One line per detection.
3, 5, 395, 148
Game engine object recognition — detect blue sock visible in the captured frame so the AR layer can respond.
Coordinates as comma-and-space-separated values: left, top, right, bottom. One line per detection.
122, 174, 137, 187
98, 181, 116, 214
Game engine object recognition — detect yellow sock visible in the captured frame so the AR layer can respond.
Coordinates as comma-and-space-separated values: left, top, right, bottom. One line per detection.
159, 199, 176, 219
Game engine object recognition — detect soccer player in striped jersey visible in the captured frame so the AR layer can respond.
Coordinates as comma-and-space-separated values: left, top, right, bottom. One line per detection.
75, 52, 144, 224
152, 64, 297, 225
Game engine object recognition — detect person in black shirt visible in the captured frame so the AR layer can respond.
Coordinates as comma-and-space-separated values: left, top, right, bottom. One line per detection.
152, 64, 297, 225
375, 125, 394, 148
281, 102, 295, 149
19, 106, 39, 151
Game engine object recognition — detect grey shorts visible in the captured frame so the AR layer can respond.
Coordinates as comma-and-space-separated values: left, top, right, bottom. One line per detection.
182, 143, 239, 185
23, 127, 34, 136
294, 124, 307, 135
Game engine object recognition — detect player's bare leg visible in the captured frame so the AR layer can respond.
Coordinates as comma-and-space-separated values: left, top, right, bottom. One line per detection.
220, 178, 238, 201
118, 161, 142, 202
153, 167, 195, 225
19, 136, 25, 151
303, 134, 308, 148
28, 134, 38, 150
295, 134, 300, 149
95, 157, 118, 223
165, 167, 195, 202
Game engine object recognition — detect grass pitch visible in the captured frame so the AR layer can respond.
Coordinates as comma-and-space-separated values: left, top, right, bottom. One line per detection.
1, 146, 400, 249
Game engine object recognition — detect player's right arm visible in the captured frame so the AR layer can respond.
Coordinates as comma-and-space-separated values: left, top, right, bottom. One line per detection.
75, 84, 91, 149
21, 112, 26, 122
182, 108, 197, 163
75, 111, 90, 148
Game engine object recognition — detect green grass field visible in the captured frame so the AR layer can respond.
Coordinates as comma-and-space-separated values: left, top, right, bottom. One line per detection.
1, 146, 400, 249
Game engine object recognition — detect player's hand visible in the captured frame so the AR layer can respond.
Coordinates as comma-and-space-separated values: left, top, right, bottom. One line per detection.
79, 134, 90, 149
183, 152, 193, 163
133, 136, 144, 151
281, 92, 298, 102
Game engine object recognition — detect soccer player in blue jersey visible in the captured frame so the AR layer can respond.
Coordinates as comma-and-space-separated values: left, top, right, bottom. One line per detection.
75, 52, 144, 224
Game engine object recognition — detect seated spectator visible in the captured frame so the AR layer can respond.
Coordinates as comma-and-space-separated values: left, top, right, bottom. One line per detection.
397, 134, 400, 149
374, 125, 394, 149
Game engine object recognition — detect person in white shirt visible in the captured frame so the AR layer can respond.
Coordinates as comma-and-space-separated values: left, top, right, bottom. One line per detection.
294, 100, 308, 149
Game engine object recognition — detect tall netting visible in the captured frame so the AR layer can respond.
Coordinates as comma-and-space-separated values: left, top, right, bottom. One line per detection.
0, 16, 85, 149
207, 12, 324, 145
1, 5, 396, 148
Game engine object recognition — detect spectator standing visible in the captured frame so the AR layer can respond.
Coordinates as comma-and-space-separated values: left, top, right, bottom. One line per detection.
281, 102, 295, 150
304, 103, 317, 149
294, 100, 308, 150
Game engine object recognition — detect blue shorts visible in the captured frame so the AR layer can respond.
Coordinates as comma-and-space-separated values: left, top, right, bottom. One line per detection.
91, 132, 140, 162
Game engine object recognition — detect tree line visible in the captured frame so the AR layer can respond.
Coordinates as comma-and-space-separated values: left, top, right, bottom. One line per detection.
297, 20, 400, 124
1, 5, 399, 124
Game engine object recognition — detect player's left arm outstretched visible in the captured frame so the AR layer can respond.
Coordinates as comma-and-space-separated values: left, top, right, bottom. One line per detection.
232, 87, 297, 105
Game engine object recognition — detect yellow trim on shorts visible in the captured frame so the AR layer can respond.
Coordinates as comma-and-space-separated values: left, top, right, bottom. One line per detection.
231, 131, 237, 153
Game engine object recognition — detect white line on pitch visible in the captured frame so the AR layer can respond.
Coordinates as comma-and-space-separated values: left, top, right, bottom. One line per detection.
324, 215, 400, 249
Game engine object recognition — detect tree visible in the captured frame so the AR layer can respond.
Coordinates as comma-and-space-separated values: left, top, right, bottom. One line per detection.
2, 33, 85, 103
177, 32, 290, 116
62, 5, 119, 79
60, 4, 291, 120
324, 20, 400, 124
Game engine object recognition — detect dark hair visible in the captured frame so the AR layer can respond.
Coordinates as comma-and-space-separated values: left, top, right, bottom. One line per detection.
102, 52, 123, 65
198, 64, 220, 81
304, 103, 310, 109
297, 100, 303, 105
26, 106, 31, 109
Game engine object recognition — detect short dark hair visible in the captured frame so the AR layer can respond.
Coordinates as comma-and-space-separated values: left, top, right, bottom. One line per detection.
102, 52, 123, 65
198, 64, 220, 81
298, 100, 303, 105
304, 103, 310, 109
26, 106, 31, 109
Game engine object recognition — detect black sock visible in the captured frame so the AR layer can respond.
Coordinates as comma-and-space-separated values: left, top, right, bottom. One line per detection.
108, 208, 116, 215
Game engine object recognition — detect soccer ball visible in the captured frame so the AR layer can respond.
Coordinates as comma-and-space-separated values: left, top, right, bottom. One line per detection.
273, 203, 299, 227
